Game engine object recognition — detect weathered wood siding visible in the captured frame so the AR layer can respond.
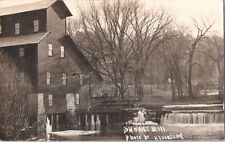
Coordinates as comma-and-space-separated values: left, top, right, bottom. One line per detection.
38, 3, 83, 114
0, 10, 47, 37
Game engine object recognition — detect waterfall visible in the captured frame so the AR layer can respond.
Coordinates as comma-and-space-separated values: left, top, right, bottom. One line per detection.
161, 111, 224, 125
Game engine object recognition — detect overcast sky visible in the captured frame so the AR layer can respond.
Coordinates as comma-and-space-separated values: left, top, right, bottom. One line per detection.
0, 0, 223, 36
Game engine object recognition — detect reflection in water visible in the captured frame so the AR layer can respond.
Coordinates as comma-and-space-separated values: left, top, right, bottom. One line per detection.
53, 123, 224, 141
76, 124, 124, 141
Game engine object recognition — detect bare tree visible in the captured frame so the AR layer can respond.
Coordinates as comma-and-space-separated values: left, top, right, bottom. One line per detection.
128, 4, 172, 101
0, 54, 33, 140
159, 30, 187, 100
186, 19, 213, 97
70, 0, 172, 101
73, 0, 135, 100
199, 36, 224, 96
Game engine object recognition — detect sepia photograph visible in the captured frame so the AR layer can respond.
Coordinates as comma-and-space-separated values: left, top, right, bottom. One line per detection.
0, 0, 224, 141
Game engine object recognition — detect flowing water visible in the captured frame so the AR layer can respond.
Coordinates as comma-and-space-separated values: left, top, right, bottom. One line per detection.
52, 104, 224, 140
161, 111, 224, 124
160, 104, 224, 125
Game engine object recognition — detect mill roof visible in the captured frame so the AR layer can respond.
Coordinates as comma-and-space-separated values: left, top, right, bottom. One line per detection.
0, 0, 72, 17
0, 32, 50, 48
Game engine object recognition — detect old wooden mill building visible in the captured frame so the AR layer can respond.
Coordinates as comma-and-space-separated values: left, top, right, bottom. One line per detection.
0, 0, 138, 138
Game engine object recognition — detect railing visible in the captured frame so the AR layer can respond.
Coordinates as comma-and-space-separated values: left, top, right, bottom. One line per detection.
90, 96, 138, 108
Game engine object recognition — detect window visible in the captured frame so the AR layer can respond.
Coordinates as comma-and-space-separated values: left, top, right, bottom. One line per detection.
80, 74, 83, 85
19, 48, 24, 57
60, 46, 65, 58
48, 44, 53, 56
66, 93, 75, 109
75, 93, 79, 105
48, 94, 53, 106
15, 23, 20, 35
33, 20, 39, 32
62, 73, 67, 85
47, 72, 51, 85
